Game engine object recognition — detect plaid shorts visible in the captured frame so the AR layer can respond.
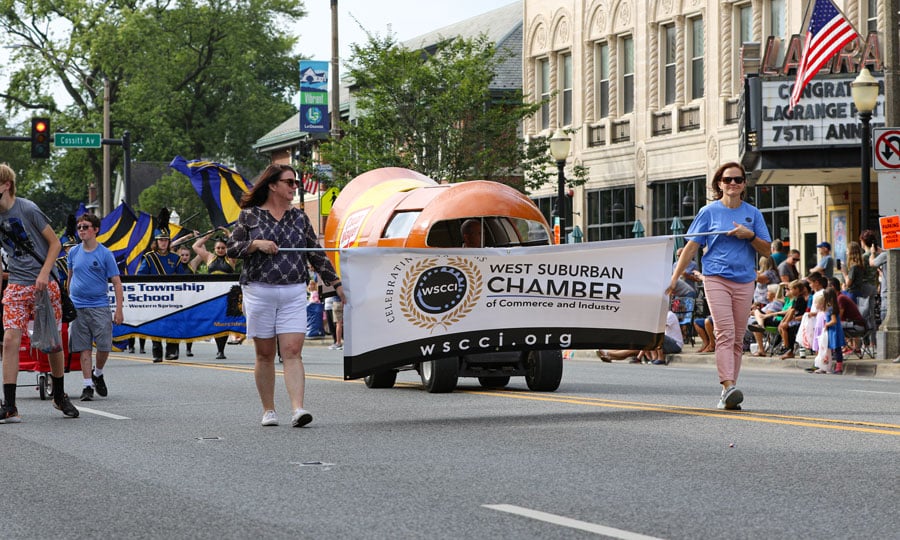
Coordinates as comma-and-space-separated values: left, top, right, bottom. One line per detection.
3, 281, 62, 332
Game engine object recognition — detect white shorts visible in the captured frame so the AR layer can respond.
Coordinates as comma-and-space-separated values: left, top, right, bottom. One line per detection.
242, 283, 308, 339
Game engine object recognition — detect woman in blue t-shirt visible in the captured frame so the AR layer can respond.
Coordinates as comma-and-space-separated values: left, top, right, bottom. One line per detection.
667, 162, 771, 411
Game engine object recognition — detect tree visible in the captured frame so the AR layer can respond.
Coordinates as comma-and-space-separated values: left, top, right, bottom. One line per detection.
322, 32, 584, 192
0, 0, 304, 211
137, 172, 213, 235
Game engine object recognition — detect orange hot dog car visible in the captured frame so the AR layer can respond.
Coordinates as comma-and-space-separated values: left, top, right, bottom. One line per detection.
325, 167, 562, 393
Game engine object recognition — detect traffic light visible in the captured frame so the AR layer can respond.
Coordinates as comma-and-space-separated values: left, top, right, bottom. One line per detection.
31, 117, 50, 159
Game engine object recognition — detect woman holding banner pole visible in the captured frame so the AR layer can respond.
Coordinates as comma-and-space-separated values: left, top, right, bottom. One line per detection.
667, 162, 770, 410
227, 164, 344, 428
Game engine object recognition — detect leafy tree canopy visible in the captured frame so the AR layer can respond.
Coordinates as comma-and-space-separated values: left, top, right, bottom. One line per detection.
321, 31, 585, 192
0, 0, 305, 226
138, 171, 213, 235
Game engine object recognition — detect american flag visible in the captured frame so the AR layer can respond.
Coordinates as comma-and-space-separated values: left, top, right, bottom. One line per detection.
302, 173, 319, 195
789, 0, 859, 109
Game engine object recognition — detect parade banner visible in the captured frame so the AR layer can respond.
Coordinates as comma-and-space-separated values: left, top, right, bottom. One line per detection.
341, 237, 673, 379
112, 275, 245, 342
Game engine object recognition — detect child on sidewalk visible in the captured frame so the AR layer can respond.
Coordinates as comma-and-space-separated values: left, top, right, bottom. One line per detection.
811, 293, 830, 373
822, 287, 846, 374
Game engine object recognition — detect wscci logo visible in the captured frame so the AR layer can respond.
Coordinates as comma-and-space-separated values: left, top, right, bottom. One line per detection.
400, 257, 482, 331
414, 266, 466, 314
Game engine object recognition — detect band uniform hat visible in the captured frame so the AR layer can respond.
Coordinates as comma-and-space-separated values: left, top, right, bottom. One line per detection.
154, 227, 170, 239
61, 235, 79, 248
816, 241, 831, 250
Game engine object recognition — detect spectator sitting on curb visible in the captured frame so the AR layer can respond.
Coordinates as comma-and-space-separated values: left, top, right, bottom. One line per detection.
597, 310, 683, 365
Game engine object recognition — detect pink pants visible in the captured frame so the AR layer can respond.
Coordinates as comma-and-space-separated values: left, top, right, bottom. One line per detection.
704, 275, 755, 384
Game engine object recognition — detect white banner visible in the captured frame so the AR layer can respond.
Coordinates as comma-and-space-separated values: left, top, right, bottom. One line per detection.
341, 237, 673, 379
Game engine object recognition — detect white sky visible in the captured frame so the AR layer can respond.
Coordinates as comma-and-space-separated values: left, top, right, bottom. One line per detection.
294, 0, 519, 75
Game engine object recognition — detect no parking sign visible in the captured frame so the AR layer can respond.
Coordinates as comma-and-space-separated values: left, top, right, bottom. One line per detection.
880, 216, 900, 250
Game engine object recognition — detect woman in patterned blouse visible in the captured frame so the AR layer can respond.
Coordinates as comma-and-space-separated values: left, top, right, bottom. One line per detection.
227, 164, 345, 428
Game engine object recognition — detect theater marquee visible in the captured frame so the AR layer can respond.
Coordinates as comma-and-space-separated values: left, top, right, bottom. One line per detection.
750, 75, 885, 150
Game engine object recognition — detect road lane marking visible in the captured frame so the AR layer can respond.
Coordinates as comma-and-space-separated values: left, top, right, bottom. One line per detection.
461, 389, 900, 436
76, 406, 130, 420
113, 356, 900, 435
850, 389, 900, 396
483, 504, 664, 539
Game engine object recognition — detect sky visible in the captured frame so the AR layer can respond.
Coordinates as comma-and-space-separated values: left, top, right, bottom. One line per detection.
293, 0, 520, 76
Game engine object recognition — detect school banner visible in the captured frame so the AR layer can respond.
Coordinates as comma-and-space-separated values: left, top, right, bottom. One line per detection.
341, 237, 674, 379
112, 275, 245, 342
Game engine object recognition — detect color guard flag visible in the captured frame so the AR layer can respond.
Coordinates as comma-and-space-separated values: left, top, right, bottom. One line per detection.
169, 156, 253, 227
789, 0, 859, 109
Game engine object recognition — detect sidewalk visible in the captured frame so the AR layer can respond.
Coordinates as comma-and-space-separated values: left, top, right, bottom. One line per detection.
568, 341, 900, 379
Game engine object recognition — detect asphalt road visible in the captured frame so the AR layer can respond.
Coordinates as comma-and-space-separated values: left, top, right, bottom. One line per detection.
2, 339, 898, 539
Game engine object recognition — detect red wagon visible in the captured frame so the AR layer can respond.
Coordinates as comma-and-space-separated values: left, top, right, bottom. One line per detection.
17, 323, 80, 400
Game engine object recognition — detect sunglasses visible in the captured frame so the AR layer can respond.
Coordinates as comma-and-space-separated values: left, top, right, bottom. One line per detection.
721, 176, 745, 185
76, 224, 94, 231
278, 178, 298, 188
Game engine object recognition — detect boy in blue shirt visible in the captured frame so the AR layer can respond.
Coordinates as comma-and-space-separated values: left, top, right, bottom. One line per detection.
67, 214, 124, 400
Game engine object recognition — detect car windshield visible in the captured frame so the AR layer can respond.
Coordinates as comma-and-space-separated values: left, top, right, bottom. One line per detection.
425, 217, 550, 248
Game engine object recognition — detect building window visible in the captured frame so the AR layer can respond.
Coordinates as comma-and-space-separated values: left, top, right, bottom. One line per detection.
538, 58, 550, 130
586, 187, 637, 241
752, 185, 790, 242
651, 177, 705, 237
736, 3, 753, 85
866, 0, 878, 34
689, 17, 704, 100
738, 4, 753, 45
533, 195, 572, 240
768, 0, 787, 65
596, 42, 610, 118
561, 53, 573, 126
663, 24, 676, 106
621, 36, 634, 114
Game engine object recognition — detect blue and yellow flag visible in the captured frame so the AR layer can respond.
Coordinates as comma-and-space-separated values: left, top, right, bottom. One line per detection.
98, 204, 182, 274
169, 156, 252, 228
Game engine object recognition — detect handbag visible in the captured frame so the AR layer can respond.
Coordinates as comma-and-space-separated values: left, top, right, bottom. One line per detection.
59, 286, 78, 323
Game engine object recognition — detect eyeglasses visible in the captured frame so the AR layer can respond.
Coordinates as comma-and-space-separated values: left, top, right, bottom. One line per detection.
278, 177, 298, 188
76, 225, 94, 231
721, 176, 745, 185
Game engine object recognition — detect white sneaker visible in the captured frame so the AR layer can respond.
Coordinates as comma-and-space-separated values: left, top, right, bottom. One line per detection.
717, 386, 744, 410
261, 410, 279, 426
291, 408, 313, 427
328, 344, 340, 350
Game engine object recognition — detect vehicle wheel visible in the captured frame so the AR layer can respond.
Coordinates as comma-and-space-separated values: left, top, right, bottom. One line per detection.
478, 376, 510, 388
524, 350, 563, 391
419, 358, 459, 393
364, 370, 397, 389
44, 373, 53, 398
38, 374, 49, 400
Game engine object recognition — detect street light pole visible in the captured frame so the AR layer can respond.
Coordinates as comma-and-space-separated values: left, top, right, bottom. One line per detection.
851, 68, 879, 234
555, 160, 566, 244
859, 109, 872, 232
548, 129, 571, 245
